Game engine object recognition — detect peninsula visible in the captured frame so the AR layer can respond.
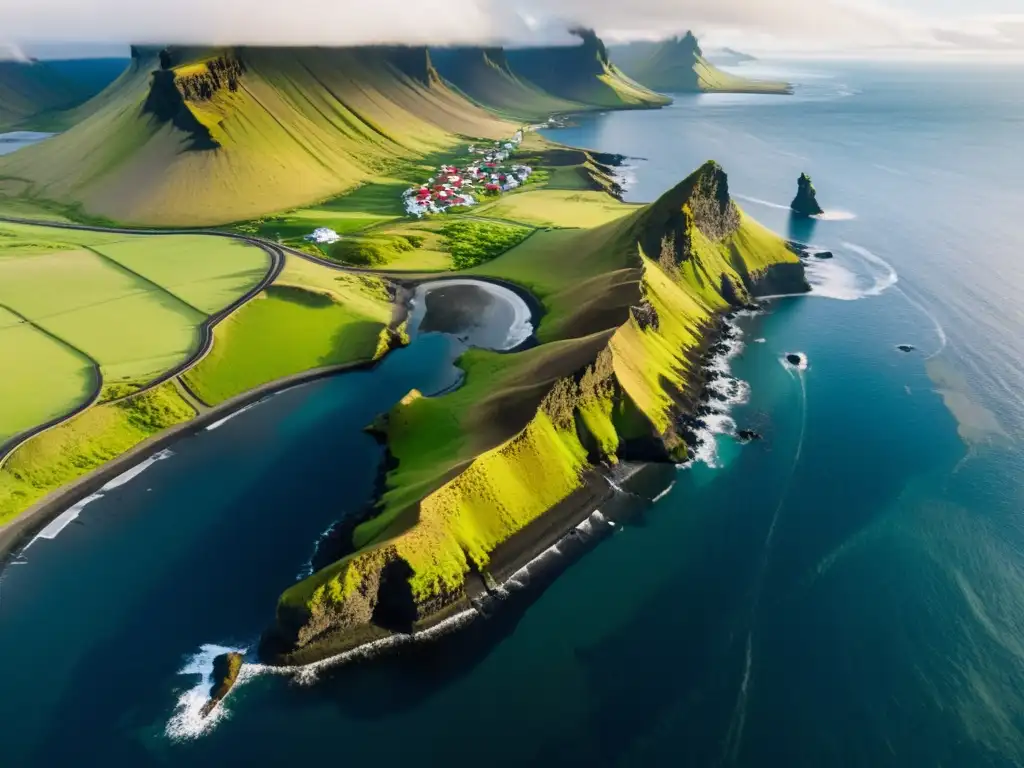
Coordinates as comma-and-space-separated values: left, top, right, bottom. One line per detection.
0, 35, 807, 671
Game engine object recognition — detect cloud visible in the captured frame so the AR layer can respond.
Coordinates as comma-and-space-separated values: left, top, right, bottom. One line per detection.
1, 0, 1021, 57
0, 43, 31, 62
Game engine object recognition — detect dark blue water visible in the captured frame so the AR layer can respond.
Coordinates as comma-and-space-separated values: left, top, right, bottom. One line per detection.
3, 61, 1024, 767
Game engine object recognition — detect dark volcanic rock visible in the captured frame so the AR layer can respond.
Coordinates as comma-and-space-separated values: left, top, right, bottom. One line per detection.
200, 652, 244, 718
736, 429, 762, 443
813, 250, 834, 259
897, 344, 916, 353
786, 353, 803, 366
790, 173, 824, 217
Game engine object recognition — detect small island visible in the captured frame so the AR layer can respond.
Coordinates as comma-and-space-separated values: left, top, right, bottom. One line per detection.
791, 173, 824, 217
200, 652, 244, 718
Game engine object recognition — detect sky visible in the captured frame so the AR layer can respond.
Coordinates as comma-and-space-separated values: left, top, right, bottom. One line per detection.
1, 0, 1022, 60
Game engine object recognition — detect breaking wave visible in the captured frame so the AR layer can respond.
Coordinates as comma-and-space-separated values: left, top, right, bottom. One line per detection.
680, 317, 752, 470
165, 643, 249, 742
25, 449, 175, 547
803, 243, 898, 301
814, 209, 857, 221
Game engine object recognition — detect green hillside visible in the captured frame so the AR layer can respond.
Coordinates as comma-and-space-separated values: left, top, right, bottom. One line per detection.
613, 32, 791, 95
268, 161, 809, 664
430, 47, 584, 119
503, 29, 670, 110
0, 45, 515, 226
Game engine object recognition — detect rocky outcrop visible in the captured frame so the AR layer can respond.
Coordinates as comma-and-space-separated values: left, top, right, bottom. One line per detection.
791, 173, 824, 217
200, 652, 243, 718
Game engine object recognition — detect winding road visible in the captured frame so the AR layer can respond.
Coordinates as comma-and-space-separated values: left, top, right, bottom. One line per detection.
0, 217, 290, 465
0, 214, 540, 467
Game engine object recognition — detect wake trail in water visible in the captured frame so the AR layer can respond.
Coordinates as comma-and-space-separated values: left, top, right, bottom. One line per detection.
894, 286, 948, 359
723, 367, 807, 764
733, 194, 790, 211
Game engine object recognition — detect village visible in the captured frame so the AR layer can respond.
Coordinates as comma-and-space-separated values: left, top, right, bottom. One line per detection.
303, 130, 532, 245
401, 129, 532, 217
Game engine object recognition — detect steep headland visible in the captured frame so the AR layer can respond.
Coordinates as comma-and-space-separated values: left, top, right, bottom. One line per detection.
613, 32, 791, 95
791, 172, 825, 216
263, 160, 808, 665
503, 28, 670, 110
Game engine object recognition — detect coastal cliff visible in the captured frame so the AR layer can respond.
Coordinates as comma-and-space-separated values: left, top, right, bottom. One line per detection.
262, 161, 808, 665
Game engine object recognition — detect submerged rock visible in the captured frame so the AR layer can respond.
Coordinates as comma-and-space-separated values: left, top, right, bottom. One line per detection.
200, 652, 244, 718
897, 344, 916, 353
736, 429, 762, 443
790, 173, 824, 217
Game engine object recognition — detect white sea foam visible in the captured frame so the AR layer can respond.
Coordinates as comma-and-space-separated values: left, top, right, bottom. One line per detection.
653, 481, 676, 503
165, 643, 248, 742
801, 243, 898, 301
754, 338, 766, 344
205, 401, 265, 431
25, 449, 176, 548
814, 209, 857, 221
31, 494, 103, 543
101, 449, 174, 491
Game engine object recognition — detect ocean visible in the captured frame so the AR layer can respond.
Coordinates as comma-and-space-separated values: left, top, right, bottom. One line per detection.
1, 60, 1023, 766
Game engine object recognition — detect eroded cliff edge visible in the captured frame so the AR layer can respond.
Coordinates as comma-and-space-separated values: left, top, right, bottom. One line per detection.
261, 161, 809, 665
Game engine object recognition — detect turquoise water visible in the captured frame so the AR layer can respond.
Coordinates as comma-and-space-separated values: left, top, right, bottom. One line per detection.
2, 61, 1024, 766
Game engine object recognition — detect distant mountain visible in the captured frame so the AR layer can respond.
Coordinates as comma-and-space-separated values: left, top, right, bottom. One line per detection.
430, 46, 583, 119
706, 47, 758, 66
613, 32, 790, 95
0, 45, 514, 225
503, 28, 670, 110
0, 58, 128, 130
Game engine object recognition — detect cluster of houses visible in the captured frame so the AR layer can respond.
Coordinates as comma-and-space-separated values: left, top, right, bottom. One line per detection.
402, 130, 533, 218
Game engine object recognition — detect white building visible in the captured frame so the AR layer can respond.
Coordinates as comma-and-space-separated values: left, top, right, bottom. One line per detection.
305, 227, 341, 244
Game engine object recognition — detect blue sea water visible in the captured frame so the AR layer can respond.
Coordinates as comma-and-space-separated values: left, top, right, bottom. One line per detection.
1, 61, 1024, 766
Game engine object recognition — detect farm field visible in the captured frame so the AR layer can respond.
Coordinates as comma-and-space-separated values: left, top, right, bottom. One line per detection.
182, 256, 394, 404
0, 222, 269, 440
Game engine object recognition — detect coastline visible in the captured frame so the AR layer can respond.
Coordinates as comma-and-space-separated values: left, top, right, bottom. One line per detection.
0, 272, 546, 572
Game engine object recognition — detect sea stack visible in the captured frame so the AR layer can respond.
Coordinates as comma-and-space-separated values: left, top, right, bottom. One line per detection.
791, 173, 824, 217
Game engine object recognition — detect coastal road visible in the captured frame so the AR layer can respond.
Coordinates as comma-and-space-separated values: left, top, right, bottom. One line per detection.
0, 217, 287, 466
0, 214, 540, 466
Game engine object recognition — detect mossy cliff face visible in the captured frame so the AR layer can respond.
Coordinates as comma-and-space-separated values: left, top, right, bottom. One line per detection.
264, 162, 807, 665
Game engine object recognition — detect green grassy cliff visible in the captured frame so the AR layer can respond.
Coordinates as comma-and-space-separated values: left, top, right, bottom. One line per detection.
0, 45, 515, 226
265, 161, 808, 664
503, 29, 670, 110
612, 32, 791, 95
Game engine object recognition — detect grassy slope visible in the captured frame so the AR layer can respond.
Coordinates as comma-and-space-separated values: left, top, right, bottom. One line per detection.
0, 47, 515, 226
430, 47, 584, 119
505, 37, 669, 109
0, 305, 96, 442
276, 162, 803, 655
0, 223, 267, 386
0, 383, 194, 525
0, 221, 267, 439
182, 255, 393, 404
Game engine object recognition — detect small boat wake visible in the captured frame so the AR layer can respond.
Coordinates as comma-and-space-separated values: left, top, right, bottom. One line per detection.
723, 360, 808, 761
